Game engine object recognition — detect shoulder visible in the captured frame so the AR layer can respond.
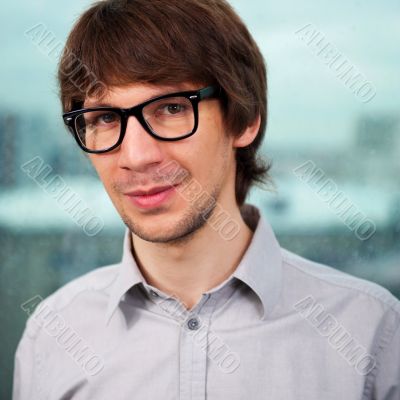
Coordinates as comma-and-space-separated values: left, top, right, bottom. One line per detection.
43, 263, 119, 310
22, 263, 120, 341
278, 248, 400, 393
280, 247, 400, 326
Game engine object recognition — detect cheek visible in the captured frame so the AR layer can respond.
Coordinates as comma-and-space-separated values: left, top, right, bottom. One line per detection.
179, 129, 231, 188
90, 156, 116, 188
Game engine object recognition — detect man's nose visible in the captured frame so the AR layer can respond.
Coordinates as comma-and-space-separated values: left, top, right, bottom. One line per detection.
117, 115, 165, 171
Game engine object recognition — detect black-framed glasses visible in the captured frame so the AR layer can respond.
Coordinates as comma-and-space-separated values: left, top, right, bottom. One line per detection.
62, 85, 220, 154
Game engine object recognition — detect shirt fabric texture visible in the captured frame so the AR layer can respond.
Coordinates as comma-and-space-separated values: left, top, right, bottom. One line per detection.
13, 203, 400, 399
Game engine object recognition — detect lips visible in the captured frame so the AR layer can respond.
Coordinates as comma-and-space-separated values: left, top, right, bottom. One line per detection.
125, 183, 180, 209
127, 184, 176, 196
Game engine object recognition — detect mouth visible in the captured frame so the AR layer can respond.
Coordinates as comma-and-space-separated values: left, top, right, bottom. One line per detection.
125, 183, 181, 209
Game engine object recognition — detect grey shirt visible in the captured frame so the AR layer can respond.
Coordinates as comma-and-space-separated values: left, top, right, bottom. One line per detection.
13, 203, 400, 399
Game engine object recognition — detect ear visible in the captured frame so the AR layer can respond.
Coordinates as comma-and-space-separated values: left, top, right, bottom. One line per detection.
232, 113, 261, 149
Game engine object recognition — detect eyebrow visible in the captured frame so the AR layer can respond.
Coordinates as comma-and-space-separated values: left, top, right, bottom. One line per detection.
83, 101, 114, 108
83, 86, 192, 109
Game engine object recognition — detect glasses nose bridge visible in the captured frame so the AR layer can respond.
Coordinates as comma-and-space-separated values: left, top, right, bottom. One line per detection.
121, 104, 147, 131
123, 103, 143, 120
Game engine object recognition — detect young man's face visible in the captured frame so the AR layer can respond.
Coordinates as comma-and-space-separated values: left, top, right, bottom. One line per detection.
84, 81, 253, 244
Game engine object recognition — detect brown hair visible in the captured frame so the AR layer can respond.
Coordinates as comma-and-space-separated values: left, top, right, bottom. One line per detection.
58, 0, 272, 207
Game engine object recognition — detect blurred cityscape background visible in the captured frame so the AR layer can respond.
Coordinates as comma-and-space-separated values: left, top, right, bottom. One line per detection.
0, 0, 399, 398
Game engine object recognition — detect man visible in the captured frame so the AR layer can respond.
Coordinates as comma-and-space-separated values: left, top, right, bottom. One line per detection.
13, 0, 400, 399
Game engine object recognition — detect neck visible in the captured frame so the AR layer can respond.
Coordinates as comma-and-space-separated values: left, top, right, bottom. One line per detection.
131, 204, 254, 310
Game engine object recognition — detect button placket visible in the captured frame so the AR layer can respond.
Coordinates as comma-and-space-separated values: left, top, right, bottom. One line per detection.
178, 293, 220, 400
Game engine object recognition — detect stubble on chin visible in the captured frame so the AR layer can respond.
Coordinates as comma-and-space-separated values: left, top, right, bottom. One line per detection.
120, 181, 221, 246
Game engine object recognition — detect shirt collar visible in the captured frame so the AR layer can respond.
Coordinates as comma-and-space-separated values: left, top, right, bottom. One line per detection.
105, 203, 283, 324
232, 203, 283, 320
105, 230, 147, 324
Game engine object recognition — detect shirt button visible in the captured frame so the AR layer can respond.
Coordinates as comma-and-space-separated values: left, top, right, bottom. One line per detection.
187, 316, 200, 330
150, 289, 159, 297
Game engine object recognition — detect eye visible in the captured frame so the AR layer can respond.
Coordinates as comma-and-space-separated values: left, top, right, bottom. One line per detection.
143, 97, 192, 121
153, 100, 190, 117
97, 112, 118, 124
165, 103, 186, 115
84, 111, 119, 129
154, 103, 187, 117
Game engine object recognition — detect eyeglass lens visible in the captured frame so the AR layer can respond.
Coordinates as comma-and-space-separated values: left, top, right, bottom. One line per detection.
75, 96, 195, 151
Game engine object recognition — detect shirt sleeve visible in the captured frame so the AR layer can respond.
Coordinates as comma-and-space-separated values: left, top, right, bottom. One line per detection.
371, 314, 400, 400
12, 308, 44, 400
12, 328, 35, 400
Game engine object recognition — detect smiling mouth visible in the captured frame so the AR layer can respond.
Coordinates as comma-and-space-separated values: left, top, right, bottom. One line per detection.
126, 184, 176, 197
125, 183, 181, 209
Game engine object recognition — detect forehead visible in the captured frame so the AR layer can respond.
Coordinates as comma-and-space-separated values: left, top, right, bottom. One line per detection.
83, 82, 202, 108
